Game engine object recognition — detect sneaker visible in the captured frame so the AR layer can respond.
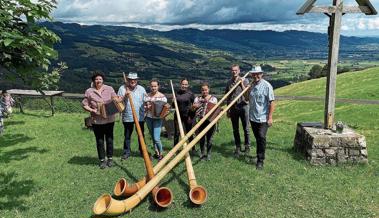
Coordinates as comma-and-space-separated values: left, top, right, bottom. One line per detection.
200, 155, 207, 161
234, 148, 241, 157
206, 154, 211, 161
158, 155, 163, 161
244, 146, 250, 154
153, 153, 160, 159
121, 154, 129, 160
107, 158, 113, 167
256, 161, 264, 170
99, 160, 107, 169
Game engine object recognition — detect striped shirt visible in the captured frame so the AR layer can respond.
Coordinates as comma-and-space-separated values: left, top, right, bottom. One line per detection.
117, 85, 146, 122
249, 79, 275, 123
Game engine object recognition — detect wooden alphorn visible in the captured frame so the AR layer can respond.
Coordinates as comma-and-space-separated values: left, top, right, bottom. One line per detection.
113, 72, 249, 197
93, 78, 253, 216
170, 80, 207, 205
119, 72, 173, 207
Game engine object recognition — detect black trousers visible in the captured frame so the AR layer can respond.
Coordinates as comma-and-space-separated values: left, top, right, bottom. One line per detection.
123, 121, 145, 157
92, 122, 114, 160
198, 120, 215, 155
229, 104, 250, 148
250, 121, 269, 163
174, 115, 194, 148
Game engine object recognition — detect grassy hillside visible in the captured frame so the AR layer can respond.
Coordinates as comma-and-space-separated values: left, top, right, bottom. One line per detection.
275, 67, 379, 100
1, 97, 378, 217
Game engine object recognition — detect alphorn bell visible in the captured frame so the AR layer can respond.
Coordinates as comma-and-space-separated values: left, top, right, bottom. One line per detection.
113, 72, 250, 198
93, 78, 254, 216
170, 80, 207, 205
115, 73, 173, 208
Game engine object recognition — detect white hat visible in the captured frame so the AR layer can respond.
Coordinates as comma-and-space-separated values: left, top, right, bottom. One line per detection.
127, 72, 139, 79
249, 65, 264, 74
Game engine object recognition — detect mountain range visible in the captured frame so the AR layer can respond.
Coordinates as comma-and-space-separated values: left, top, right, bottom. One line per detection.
4, 22, 379, 93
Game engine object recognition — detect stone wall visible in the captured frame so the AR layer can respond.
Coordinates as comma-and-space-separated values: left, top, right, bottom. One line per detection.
294, 122, 368, 165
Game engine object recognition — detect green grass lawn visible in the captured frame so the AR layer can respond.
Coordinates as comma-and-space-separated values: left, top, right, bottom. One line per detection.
1, 67, 379, 217
275, 67, 379, 100
1, 100, 378, 218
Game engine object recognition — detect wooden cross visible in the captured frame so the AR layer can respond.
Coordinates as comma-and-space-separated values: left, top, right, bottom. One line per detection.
297, 0, 377, 129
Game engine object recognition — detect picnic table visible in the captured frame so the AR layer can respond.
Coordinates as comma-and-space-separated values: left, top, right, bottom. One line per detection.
7, 89, 64, 116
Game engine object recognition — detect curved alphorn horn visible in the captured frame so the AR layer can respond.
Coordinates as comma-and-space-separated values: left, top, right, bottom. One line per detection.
118, 72, 173, 208
114, 72, 249, 197
93, 79, 253, 216
170, 80, 207, 205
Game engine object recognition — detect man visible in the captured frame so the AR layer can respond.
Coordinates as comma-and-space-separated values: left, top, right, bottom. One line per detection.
118, 72, 146, 160
246, 65, 275, 170
225, 64, 250, 157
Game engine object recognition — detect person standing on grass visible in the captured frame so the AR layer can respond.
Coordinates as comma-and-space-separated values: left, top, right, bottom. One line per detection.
144, 79, 168, 161
1, 90, 15, 116
117, 72, 146, 160
172, 78, 197, 155
225, 64, 250, 157
192, 83, 218, 161
82, 72, 116, 169
0, 98, 5, 135
246, 66, 275, 170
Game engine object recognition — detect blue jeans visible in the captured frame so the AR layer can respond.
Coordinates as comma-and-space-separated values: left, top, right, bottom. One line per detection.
146, 117, 164, 153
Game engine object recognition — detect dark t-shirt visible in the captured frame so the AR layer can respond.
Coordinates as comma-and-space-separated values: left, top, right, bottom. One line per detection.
174, 89, 195, 118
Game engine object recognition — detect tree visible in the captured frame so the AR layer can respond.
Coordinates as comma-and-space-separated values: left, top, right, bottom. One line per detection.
308, 64, 324, 79
0, 0, 66, 90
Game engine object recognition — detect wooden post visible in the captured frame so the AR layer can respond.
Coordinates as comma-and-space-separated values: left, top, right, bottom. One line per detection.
18, 96, 24, 113
324, 0, 342, 129
50, 96, 55, 116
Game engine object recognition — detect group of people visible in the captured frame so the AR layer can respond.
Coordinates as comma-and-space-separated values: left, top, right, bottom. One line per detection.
82, 64, 275, 170
0, 90, 15, 135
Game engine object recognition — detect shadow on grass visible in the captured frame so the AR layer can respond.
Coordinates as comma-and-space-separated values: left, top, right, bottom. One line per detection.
266, 141, 304, 162
0, 147, 48, 164
0, 172, 35, 211
68, 156, 99, 166
0, 133, 34, 148
22, 112, 51, 118
212, 140, 256, 165
4, 120, 25, 126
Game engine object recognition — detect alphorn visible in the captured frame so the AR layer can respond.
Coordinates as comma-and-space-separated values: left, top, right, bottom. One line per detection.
119, 72, 173, 207
93, 79, 253, 216
170, 80, 207, 205
113, 72, 249, 197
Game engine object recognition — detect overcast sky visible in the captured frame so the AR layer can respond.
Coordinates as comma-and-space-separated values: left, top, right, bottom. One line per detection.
53, 0, 379, 36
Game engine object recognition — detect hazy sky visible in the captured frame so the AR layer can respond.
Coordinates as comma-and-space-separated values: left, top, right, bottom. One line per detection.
53, 0, 379, 36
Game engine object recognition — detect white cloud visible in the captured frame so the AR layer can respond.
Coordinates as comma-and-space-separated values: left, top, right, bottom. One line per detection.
52, 0, 379, 35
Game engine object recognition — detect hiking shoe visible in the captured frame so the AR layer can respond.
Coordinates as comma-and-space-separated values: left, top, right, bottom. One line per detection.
107, 158, 113, 167
234, 148, 241, 157
121, 154, 129, 160
256, 162, 264, 170
99, 160, 107, 169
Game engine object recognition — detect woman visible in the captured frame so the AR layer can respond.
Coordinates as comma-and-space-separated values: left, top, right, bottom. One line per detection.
82, 72, 117, 169
192, 83, 218, 161
173, 79, 196, 154
145, 79, 167, 161
1, 90, 15, 116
